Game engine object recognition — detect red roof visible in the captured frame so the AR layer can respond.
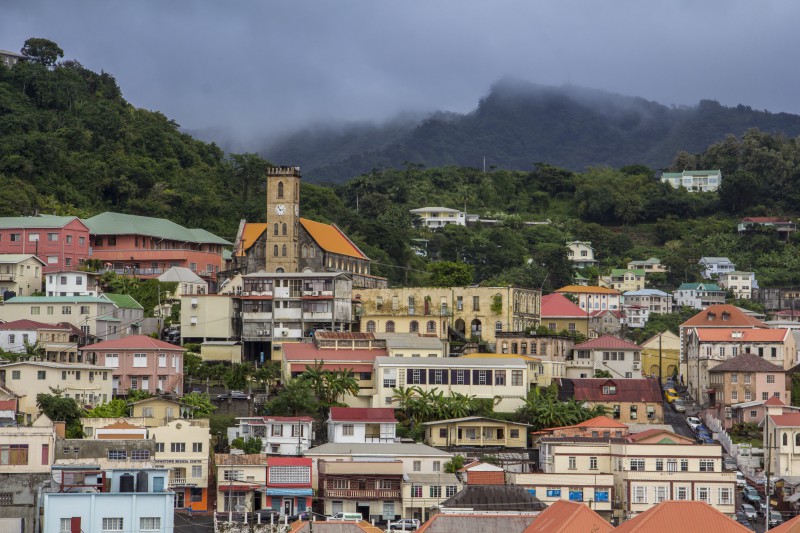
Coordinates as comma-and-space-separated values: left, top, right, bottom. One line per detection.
329, 407, 397, 423
574, 415, 628, 429
268, 457, 312, 467
290, 363, 373, 373
243, 416, 313, 424
0, 320, 70, 331
768, 414, 800, 427
680, 304, 767, 328
574, 334, 640, 351
0, 399, 16, 411
81, 335, 184, 352
569, 378, 662, 403
540, 293, 587, 318
523, 500, 612, 533
695, 328, 788, 342
613, 500, 750, 533
283, 342, 387, 361
764, 396, 786, 406
627, 429, 694, 443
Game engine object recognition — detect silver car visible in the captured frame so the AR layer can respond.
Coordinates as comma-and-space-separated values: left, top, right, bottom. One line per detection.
740, 503, 757, 520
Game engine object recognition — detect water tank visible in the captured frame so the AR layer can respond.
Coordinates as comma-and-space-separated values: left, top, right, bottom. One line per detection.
136, 471, 149, 493
119, 473, 135, 493
2, 291, 15, 301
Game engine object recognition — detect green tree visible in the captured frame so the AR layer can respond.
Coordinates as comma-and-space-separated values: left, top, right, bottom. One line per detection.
594, 370, 612, 378
264, 378, 320, 417
179, 392, 217, 417
444, 455, 467, 473
84, 399, 128, 418
252, 361, 282, 395
21, 38, 64, 67
36, 391, 83, 437
126, 390, 153, 402
428, 261, 474, 287
230, 437, 263, 454
224, 363, 252, 392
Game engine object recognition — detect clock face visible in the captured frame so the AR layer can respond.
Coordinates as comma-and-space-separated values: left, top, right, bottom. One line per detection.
275, 204, 286, 216
294, 204, 299, 216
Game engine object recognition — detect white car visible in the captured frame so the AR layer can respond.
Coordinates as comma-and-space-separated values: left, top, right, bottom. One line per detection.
686, 416, 702, 431
736, 471, 746, 487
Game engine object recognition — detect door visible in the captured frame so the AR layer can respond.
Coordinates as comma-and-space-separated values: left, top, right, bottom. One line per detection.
174, 490, 185, 508
332, 501, 344, 515
141, 376, 150, 392
283, 498, 293, 516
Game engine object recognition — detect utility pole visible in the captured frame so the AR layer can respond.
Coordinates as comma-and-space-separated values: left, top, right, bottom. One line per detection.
765, 432, 772, 531
658, 333, 663, 385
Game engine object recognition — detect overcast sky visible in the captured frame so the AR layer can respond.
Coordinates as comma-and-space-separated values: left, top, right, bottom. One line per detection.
4, 1, 800, 150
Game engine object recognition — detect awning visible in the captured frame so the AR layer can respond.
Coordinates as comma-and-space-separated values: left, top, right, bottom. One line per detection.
290, 363, 373, 373
220, 485, 260, 491
786, 492, 800, 503
264, 488, 313, 496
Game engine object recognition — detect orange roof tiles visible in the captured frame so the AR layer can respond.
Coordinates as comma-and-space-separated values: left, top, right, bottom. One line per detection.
574, 415, 629, 429
299, 218, 368, 260
695, 328, 788, 342
768, 513, 800, 533
238, 223, 267, 255
680, 304, 767, 328
523, 500, 612, 533
555, 285, 620, 295
613, 501, 750, 533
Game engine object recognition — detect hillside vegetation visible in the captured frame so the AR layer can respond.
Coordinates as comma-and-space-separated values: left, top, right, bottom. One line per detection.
4, 41, 800, 290
265, 79, 800, 183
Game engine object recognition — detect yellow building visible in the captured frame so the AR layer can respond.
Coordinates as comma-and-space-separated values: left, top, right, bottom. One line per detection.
180, 294, 235, 346
492, 333, 573, 387
151, 418, 211, 511
215, 453, 270, 513
640, 331, 681, 380
129, 397, 198, 427
356, 286, 541, 348
422, 417, 529, 448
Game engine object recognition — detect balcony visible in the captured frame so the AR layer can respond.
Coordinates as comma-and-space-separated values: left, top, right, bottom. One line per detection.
0, 273, 17, 281
171, 476, 187, 486
323, 488, 401, 499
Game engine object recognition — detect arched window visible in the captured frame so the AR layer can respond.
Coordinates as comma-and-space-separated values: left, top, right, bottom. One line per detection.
282, 223, 287, 236
471, 319, 482, 337
273, 245, 279, 257
426, 320, 436, 333
386, 321, 395, 333
277, 181, 284, 198
309, 246, 316, 258
495, 321, 503, 332
276, 267, 284, 273
409, 321, 419, 333
366, 320, 376, 333
281, 245, 287, 257
301, 245, 308, 259
274, 223, 279, 236
795, 433, 800, 447
786, 433, 790, 446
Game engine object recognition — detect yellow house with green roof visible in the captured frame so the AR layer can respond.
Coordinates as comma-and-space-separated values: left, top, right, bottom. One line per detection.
599, 269, 646, 293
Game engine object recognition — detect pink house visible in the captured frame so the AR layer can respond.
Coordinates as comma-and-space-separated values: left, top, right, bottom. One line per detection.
80, 335, 184, 397
0, 215, 91, 273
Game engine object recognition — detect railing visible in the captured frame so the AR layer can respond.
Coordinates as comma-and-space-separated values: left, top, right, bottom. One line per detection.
322, 489, 401, 499
0, 273, 16, 281
171, 476, 187, 485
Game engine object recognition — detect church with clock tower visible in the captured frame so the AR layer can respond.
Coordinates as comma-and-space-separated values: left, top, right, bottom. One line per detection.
232, 166, 386, 288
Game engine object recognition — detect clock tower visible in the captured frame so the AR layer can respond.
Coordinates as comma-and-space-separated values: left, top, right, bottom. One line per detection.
265, 166, 301, 272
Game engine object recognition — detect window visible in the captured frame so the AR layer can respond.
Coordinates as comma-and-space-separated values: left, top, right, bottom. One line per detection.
411, 485, 422, 498
699, 460, 714, 472
568, 456, 576, 469
59, 518, 70, 532
342, 424, 354, 436
456, 296, 463, 310
744, 373, 751, 384
495, 321, 502, 332
602, 385, 616, 395
433, 461, 441, 472
0, 444, 26, 465
48, 256, 58, 264
426, 320, 436, 333
676, 486, 688, 500
680, 459, 688, 472
28, 233, 39, 241
763, 392, 769, 401
718, 487, 732, 505
510, 429, 519, 438
589, 457, 597, 470
655, 459, 663, 471
140, 518, 160, 531
413, 460, 421, 472
633, 486, 647, 504
429, 485, 441, 498
630, 404, 637, 419
655, 486, 667, 503
38, 371, 46, 380
62, 306, 72, 314
696, 486, 710, 503
8, 334, 14, 344
223, 469, 243, 481
277, 181, 284, 198
472, 296, 480, 310
767, 375, 776, 384
512, 370, 523, 386
332, 479, 348, 489
731, 390, 738, 401
170, 443, 186, 453
80, 306, 89, 315
131, 450, 150, 461
629, 459, 645, 471
192, 443, 203, 453
439, 428, 447, 438
385, 321, 395, 333
0, 492, 12, 505
79, 236, 85, 246
446, 485, 458, 497
409, 321, 419, 333
546, 489, 561, 497
102, 518, 123, 531
105, 354, 119, 368
745, 390, 752, 401
272, 425, 283, 437
366, 321, 376, 333
107, 450, 127, 460
155, 443, 164, 453
731, 373, 738, 383
47, 233, 58, 241
291, 424, 303, 437
31, 306, 40, 315
192, 465, 202, 478
477, 370, 488, 385
10, 233, 20, 242
456, 370, 465, 384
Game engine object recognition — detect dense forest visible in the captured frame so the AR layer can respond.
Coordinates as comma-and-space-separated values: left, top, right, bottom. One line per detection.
265, 79, 800, 183
4, 40, 800, 291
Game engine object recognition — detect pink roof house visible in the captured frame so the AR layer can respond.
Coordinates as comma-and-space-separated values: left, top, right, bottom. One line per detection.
79, 335, 185, 396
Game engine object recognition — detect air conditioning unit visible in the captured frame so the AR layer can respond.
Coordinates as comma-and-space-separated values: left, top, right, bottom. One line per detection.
281, 331, 289, 337
241, 292, 250, 296
724, 407, 732, 419
257, 330, 266, 336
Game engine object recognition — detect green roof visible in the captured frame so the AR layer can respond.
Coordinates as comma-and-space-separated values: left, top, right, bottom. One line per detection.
83, 212, 231, 245
102, 293, 144, 310
611, 269, 646, 276
4, 296, 111, 304
0, 214, 84, 229
677, 282, 723, 291
222, 249, 233, 261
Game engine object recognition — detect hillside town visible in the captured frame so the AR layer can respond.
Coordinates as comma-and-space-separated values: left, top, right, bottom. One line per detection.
0, 166, 798, 533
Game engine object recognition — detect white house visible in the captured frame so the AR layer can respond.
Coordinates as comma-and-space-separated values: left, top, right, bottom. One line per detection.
566, 241, 599, 268
660, 169, 722, 192
409, 207, 476, 228
673, 282, 727, 309
326, 407, 398, 444
226, 416, 313, 455
698, 257, 735, 279
45, 271, 100, 297
567, 335, 642, 379
622, 289, 673, 328
717, 271, 758, 300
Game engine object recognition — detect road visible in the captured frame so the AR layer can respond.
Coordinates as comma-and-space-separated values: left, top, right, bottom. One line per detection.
663, 400, 696, 439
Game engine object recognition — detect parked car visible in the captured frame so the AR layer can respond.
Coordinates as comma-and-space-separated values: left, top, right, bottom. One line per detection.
770, 510, 783, 526
735, 471, 747, 487
664, 389, 679, 403
743, 486, 762, 506
723, 459, 737, 470
740, 503, 757, 520
735, 511, 751, 526
662, 378, 676, 391
686, 416, 702, 431
671, 399, 686, 412
697, 435, 715, 444
217, 391, 250, 400
389, 519, 421, 531
328, 512, 362, 521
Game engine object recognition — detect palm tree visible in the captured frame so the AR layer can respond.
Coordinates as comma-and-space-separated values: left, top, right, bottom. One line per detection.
301, 360, 328, 400
323, 371, 360, 405
391, 386, 420, 411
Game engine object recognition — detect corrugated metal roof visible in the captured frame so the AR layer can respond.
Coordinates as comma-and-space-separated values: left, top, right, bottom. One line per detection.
564, 378, 662, 403
523, 500, 612, 533
574, 334, 640, 351
0, 215, 84, 229
80, 334, 184, 352
83, 212, 231, 245
541, 293, 587, 318
102, 293, 144, 310
329, 407, 397, 423
305, 443, 452, 456
299, 218, 367, 259
555, 285, 620, 295
680, 304, 767, 328
708, 353, 785, 373
613, 501, 749, 533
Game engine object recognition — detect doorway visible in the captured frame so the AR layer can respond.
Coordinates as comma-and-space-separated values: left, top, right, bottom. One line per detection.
283, 498, 293, 516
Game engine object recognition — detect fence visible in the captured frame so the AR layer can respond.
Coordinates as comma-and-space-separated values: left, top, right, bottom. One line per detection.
705, 413, 763, 476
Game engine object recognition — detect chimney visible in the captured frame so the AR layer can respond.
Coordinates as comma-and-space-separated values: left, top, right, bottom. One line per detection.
53, 421, 66, 438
